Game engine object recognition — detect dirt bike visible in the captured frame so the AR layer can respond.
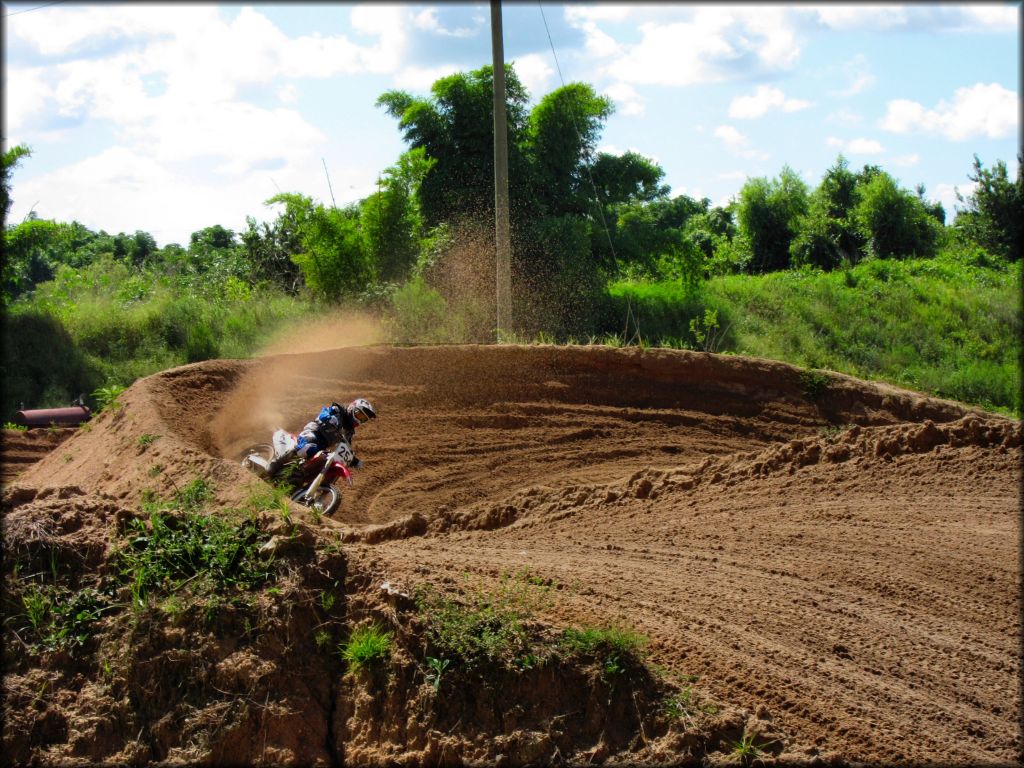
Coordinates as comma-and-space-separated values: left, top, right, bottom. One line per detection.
238, 429, 354, 516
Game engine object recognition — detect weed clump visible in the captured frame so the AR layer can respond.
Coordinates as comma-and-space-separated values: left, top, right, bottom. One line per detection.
342, 624, 393, 673
560, 624, 648, 680
415, 571, 552, 672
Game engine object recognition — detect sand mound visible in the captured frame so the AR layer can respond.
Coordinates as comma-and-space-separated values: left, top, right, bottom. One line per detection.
3, 344, 1019, 765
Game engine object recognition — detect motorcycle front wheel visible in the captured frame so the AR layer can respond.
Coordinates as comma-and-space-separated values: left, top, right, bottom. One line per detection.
290, 485, 340, 516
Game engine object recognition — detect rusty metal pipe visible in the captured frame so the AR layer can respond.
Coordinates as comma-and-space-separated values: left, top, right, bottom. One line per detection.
13, 406, 91, 428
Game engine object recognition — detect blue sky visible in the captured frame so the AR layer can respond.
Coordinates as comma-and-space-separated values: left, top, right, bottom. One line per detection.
3, 2, 1019, 247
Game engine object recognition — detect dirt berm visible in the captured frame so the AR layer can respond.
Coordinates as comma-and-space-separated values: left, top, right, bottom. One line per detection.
2, 344, 1020, 766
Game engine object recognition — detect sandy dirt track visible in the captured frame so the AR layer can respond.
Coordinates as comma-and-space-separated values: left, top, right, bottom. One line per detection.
4, 344, 1021, 765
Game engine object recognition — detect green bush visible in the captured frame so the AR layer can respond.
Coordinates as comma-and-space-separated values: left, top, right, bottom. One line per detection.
1, 308, 101, 416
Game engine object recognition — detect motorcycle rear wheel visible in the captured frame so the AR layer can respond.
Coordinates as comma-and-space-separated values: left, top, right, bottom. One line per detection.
238, 443, 274, 466
290, 485, 340, 516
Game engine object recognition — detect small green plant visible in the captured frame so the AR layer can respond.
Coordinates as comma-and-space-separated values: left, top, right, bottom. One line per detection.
137, 433, 159, 448
242, 484, 290, 516
341, 624, 392, 673
819, 423, 853, 443
664, 686, 696, 719
799, 368, 831, 400
3, 421, 27, 431
729, 734, 766, 765
92, 384, 126, 413
315, 629, 333, 650
19, 585, 110, 653
689, 308, 729, 352
147, 463, 163, 477
22, 586, 50, 633
561, 624, 648, 681
425, 656, 450, 691
319, 591, 337, 612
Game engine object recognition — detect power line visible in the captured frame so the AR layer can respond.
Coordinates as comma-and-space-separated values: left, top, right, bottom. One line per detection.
3, 1, 66, 18
536, 2, 641, 344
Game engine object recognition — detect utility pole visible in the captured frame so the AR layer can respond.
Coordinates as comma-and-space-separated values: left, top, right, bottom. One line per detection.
490, 0, 512, 340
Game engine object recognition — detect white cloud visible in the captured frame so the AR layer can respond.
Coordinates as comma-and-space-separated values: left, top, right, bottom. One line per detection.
8, 4, 216, 56
601, 7, 801, 87
880, 83, 1018, 140
3, 67, 54, 133
715, 124, 769, 160
892, 154, 920, 168
934, 181, 978, 218
963, 6, 1019, 28
826, 136, 884, 155
716, 125, 748, 150
4, 4, 418, 242
718, 171, 748, 182
825, 107, 864, 126
563, 9, 624, 59
743, 7, 800, 69
829, 54, 875, 97
728, 85, 811, 119
151, 104, 326, 173
512, 54, 555, 100
563, 6, 633, 25
411, 8, 482, 38
392, 65, 458, 92
804, 5, 909, 31
278, 84, 299, 104
802, 5, 1016, 32
603, 82, 645, 117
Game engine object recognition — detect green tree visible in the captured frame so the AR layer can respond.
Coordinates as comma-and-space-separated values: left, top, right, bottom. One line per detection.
377, 64, 531, 227
3, 219, 65, 304
241, 196, 308, 292
736, 166, 808, 273
853, 171, 940, 259
267, 193, 373, 300
526, 83, 614, 216
790, 155, 865, 269
591, 151, 669, 208
954, 154, 1022, 260
2, 143, 31, 227
361, 148, 436, 283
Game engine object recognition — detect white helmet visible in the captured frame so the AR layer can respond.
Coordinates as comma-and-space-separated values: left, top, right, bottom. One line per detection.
348, 398, 376, 425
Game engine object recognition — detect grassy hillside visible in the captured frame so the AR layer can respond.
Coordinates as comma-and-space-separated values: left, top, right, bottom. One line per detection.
606, 249, 1021, 415
2, 258, 314, 417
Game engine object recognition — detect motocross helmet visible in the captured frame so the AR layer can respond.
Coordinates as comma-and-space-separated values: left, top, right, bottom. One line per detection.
348, 398, 376, 425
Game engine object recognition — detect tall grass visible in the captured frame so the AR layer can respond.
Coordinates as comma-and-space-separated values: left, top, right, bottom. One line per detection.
4, 259, 314, 415
607, 249, 1020, 415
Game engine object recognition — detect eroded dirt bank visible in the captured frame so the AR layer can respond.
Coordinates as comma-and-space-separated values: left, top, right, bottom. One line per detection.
2, 344, 1020, 766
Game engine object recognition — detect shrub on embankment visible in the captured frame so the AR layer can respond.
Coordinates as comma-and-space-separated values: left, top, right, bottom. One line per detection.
604, 247, 1021, 415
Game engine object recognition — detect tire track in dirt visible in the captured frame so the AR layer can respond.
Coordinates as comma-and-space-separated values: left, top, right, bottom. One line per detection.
6, 344, 1018, 765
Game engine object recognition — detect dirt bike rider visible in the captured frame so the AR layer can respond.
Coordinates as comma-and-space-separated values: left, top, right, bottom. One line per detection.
267, 398, 376, 477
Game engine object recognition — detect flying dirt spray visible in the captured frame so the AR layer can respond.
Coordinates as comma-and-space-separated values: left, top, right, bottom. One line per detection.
209, 311, 384, 457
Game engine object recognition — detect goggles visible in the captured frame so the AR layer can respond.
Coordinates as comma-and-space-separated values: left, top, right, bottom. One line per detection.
352, 407, 371, 424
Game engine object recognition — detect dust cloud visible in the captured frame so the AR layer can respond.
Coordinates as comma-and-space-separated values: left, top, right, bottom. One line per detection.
209, 311, 384, 456
257, 310, 385, 356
